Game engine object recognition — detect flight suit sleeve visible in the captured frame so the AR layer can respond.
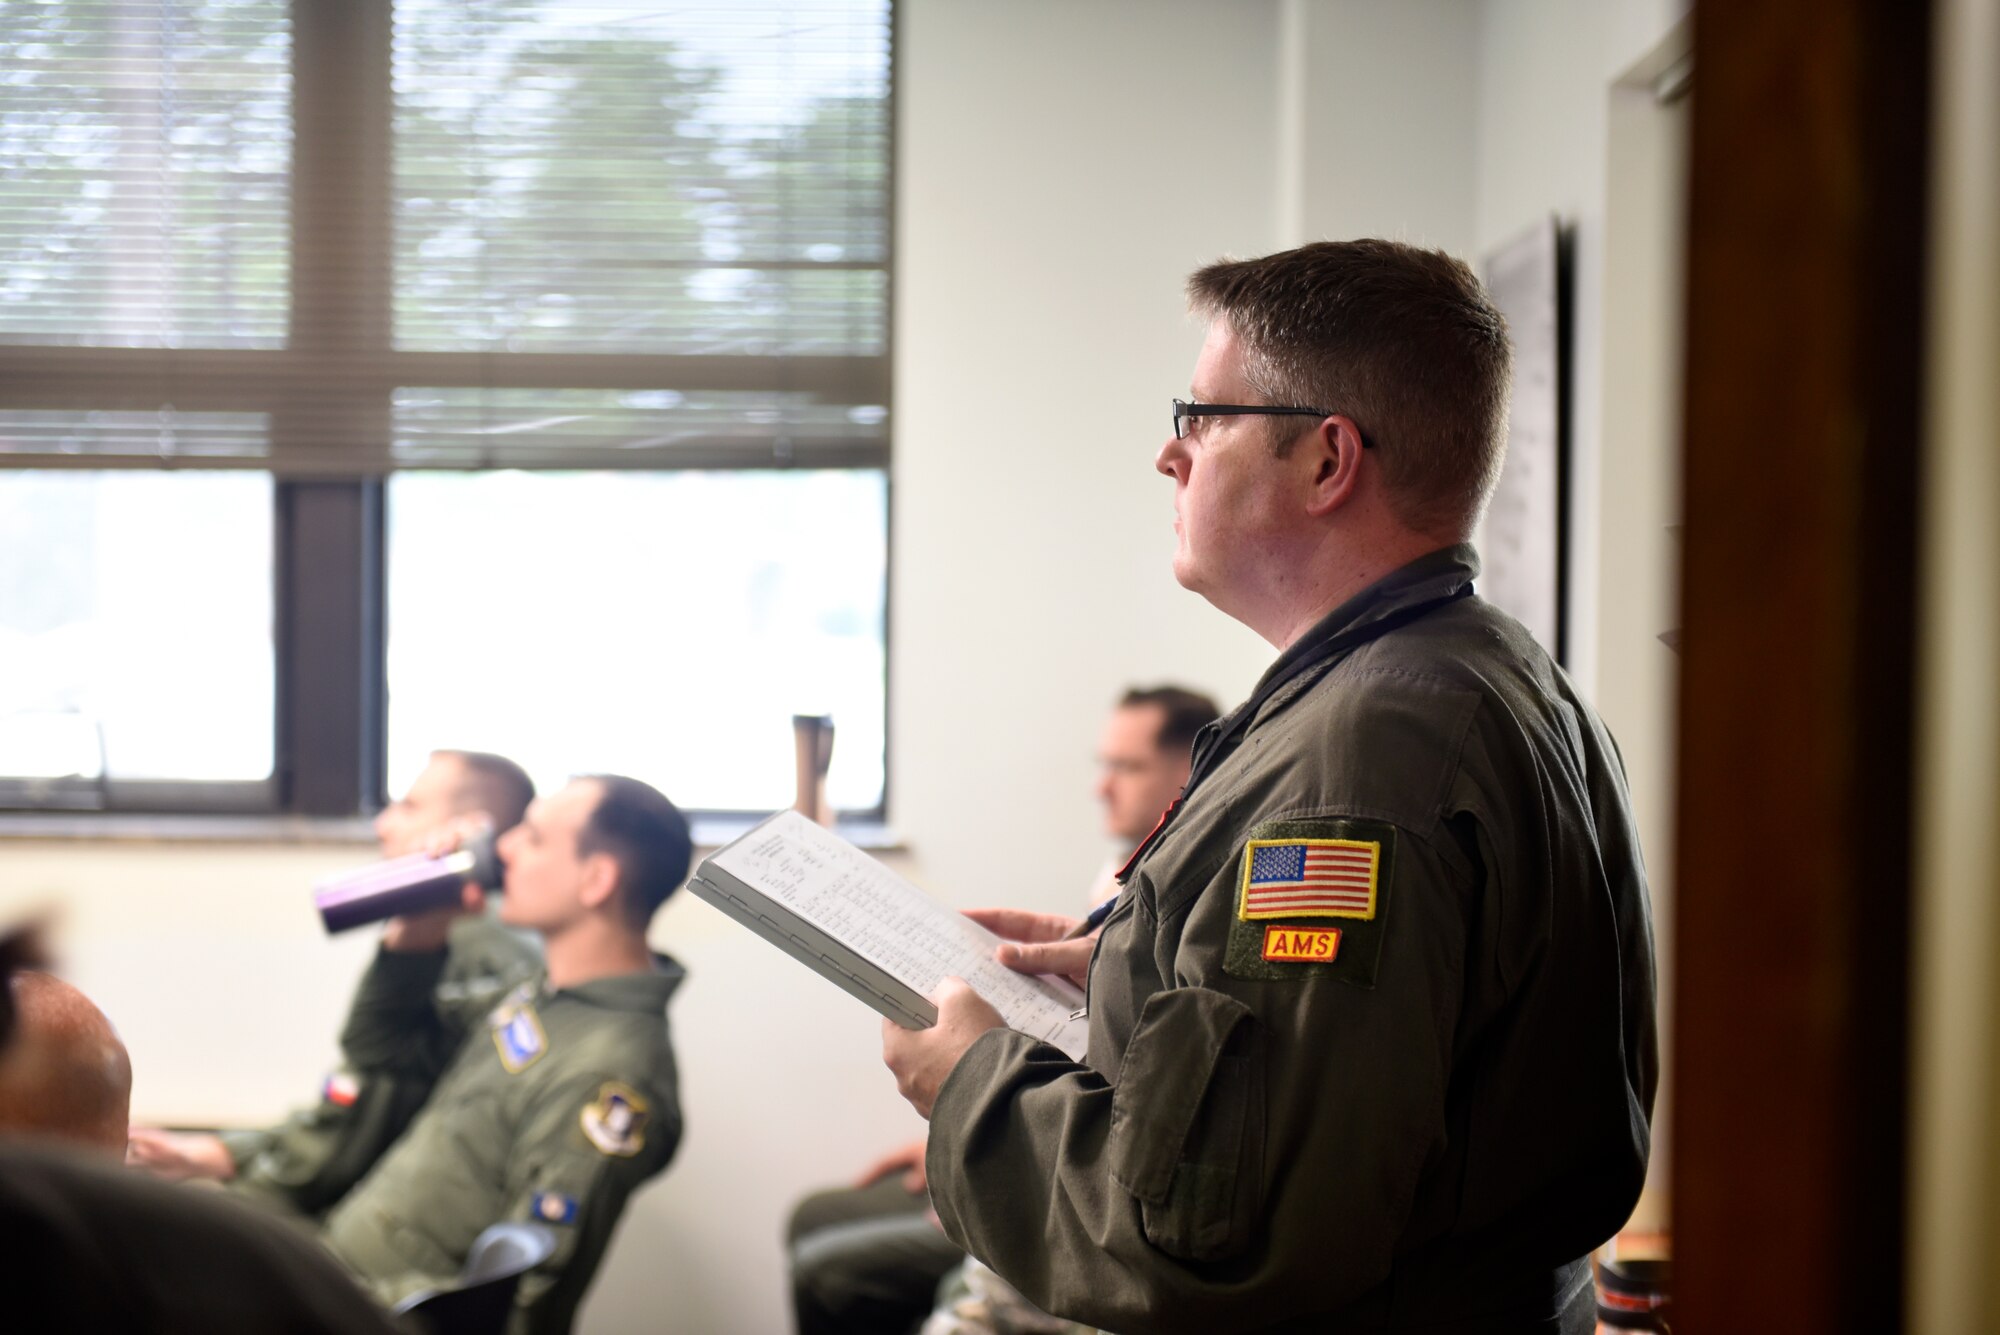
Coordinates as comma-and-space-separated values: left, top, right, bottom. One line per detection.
925, 817, 1470, 1335
500, 1069, 684, 1335
230, 938, 535, 1217
339, 945, 461, 1080
223, 1069, 438, 1218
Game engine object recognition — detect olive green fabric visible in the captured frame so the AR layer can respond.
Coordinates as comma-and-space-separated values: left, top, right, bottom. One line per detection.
787, 1174, 965, 1335
221, 913, 543, 1218
322, 949, 684, 1335
926, 546, 1654, 1335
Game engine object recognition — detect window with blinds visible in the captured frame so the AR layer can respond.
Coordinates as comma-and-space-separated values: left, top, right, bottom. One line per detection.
0, 0, 292, 352
0, 0, 894, 815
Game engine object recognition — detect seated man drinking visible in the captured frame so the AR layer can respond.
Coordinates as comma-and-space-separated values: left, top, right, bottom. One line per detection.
322, 774, 693, 1335
128, 748, 543, 1215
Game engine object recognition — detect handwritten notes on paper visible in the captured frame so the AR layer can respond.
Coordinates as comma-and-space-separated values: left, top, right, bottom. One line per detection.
707, 811, 1088, 1059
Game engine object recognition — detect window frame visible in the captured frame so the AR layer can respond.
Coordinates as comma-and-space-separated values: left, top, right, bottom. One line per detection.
0, 0, 897, 823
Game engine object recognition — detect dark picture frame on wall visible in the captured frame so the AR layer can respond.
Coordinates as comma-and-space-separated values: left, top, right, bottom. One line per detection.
1480, 214, 1572, 664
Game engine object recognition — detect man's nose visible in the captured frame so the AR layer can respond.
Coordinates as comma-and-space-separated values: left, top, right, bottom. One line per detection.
1155, 435, 1188, 479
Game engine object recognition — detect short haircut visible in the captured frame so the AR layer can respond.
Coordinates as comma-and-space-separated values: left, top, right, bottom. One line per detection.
435, 750, 535, 833
575, 775, 694, 929
1187, 239, 1512, 538
1119, 685, 1221, 755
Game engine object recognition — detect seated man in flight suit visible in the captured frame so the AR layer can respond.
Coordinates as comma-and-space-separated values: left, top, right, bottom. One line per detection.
128, 749, 542, 1215
321, 773, 693, 1335
788, 686, 1218, 1335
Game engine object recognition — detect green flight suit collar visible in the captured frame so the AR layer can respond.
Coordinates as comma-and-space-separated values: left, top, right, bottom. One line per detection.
1232, 543, 1479, 734
1256, 542, 1480, 704
1122, 545, 1481, 881
542, 953, 685, 1014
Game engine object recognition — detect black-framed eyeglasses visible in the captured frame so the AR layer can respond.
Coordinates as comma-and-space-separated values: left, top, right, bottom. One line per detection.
1170, 398, 1372, 446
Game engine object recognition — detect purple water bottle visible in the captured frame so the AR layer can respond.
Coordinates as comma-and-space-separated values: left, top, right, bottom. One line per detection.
313, 827, 502, 934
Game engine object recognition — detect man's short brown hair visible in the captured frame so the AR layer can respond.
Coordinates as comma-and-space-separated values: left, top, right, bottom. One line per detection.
1118, 685, 1221, 755
1187, 239, 1511, 538
575, 775, 693, 930
434, 749, 535, 833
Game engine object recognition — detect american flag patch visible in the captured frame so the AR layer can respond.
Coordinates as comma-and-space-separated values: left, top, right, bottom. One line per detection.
1238, 838, 1380, 920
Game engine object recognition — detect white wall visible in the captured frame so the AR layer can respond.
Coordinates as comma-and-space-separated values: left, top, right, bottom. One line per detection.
0, 0, 1696, 1328
1474, 0, 1689, 702
1278, 0, 1478, 253
888, 0, 1282, 914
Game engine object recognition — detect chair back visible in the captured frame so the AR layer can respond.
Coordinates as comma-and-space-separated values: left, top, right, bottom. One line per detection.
393, 1221, 560, 1335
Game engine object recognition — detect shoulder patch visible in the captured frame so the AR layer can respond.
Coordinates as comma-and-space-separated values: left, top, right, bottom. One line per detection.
1238, 837, 1380, 920
531, 1190, 579, 1225
1224, 816, 1397, 987
489, 989, 547, 1074
322, 1069, 360, 1107
580, 1082, 648, 1157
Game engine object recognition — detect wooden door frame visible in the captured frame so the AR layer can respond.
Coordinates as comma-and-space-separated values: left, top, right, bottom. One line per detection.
1674, 0, 1933, 1328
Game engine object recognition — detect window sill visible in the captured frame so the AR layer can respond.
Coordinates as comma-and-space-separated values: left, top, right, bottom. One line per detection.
0, 813, 378, 845
0, 811, 906, 853
688, 816, 903, 853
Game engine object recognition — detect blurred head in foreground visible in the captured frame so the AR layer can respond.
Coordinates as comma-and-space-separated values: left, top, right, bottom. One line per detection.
0, 968, 132, 1156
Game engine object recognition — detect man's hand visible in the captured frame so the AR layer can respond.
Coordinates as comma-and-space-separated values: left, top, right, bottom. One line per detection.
967, 907, 1099, 990
852, 1136, 930, 1194
881, 978, 1004, 1119
125, 1127, 235, 1182
381, 814, 493, 953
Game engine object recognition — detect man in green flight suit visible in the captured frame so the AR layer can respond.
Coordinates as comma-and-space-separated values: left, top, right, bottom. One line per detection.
883, 241, 1657, 1333
322, 772, 692, 1335
127, 749, 543, 1213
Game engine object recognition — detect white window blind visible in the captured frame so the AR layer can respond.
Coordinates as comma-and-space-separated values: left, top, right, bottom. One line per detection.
395, 0, 888, 357
0, 0, 292, 351
0, 1, 894, 815
0, 0, 893, 473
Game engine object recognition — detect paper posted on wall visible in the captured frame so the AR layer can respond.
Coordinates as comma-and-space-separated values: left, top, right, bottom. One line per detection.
688, 810, 1088, 1061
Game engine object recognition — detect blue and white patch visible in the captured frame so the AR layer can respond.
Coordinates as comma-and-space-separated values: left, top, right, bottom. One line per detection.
488, 990, 547, 1074
531, 1191, 578, 1225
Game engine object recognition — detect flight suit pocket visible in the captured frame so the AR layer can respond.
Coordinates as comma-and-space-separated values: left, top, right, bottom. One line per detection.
1107, 987, 1264, 1262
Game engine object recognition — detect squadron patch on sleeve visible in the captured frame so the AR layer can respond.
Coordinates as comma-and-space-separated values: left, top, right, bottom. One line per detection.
580, 1082, 649, 1157
531, 1191, 579, 1225
1261, 924, 1342, 963
489, 987, 547, 1074
1224, 817, 1397, 987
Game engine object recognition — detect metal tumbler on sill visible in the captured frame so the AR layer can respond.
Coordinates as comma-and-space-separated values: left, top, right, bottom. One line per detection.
313, 827, 502, 934
792, 713, 835, 828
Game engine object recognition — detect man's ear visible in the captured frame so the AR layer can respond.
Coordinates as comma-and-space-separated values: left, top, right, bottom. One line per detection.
1302, 414, 1368, 519
578, 852, 622, 914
